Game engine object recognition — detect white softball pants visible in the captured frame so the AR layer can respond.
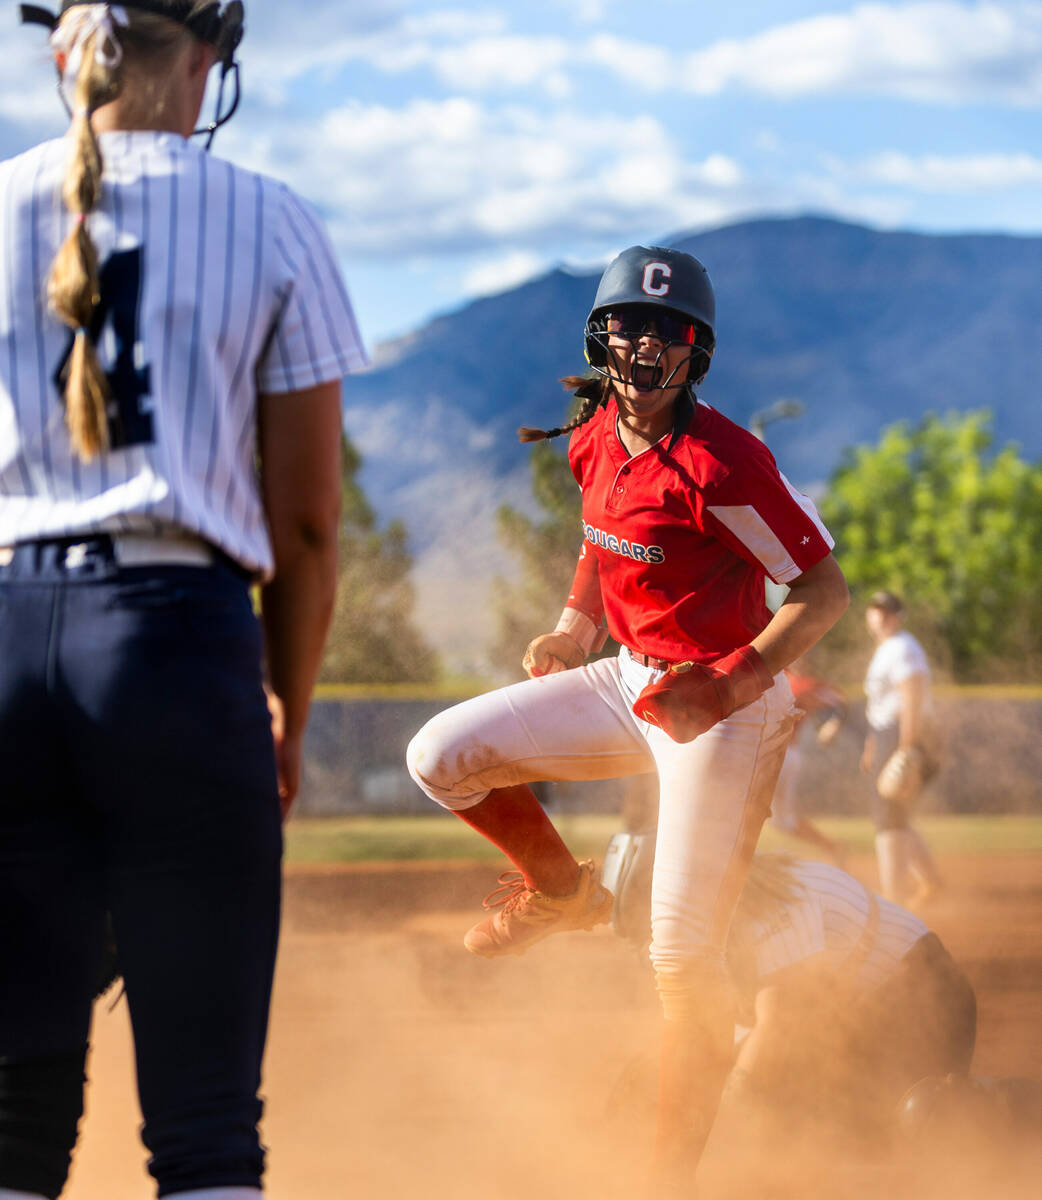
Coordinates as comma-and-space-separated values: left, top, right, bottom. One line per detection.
768, 737, 804, 834
407, 650, 795, 970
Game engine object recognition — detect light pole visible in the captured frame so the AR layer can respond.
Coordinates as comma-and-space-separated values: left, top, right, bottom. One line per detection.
749, 397, 805, 442
750, 398, 806, 612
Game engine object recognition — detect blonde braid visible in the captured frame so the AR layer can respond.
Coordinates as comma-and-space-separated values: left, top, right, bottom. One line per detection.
517, 375, 610, 444
47, 31, 123, 462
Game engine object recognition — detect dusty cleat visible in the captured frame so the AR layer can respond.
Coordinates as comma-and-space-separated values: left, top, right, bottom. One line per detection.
464, 860, 614, 958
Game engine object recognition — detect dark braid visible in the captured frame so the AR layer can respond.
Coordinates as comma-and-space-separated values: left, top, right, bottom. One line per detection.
517, 375, 611, 444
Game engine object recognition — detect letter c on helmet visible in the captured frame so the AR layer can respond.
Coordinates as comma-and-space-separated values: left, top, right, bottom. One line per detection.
641, 262, 672, 297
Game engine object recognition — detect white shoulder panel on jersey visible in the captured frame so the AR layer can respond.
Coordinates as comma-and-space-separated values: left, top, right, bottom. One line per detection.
706, 504, 801, 583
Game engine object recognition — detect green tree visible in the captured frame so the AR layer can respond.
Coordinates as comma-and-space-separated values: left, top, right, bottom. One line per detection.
820, 410, 1042, 681
490, 441, 587, 671
320, 437, 438, 684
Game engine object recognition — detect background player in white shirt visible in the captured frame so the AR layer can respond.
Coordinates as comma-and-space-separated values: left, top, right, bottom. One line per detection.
407, 245, 850, 1186
862, 591, 944, 907
0, 4, 366, 1198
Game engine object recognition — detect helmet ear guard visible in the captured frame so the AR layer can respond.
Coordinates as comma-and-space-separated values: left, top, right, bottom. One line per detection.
189, 0, 243, 61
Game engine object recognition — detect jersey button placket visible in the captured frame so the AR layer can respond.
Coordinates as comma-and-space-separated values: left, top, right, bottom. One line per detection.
607, 465, 631, 512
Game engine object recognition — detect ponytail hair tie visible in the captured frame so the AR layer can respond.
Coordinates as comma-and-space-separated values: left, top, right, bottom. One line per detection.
50, 5, 130, 111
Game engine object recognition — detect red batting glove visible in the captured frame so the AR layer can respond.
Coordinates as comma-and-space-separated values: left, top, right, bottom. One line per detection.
632, 645, 776, 743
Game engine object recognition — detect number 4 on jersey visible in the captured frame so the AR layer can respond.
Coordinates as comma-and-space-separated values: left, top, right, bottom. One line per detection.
53, 247, 153, 449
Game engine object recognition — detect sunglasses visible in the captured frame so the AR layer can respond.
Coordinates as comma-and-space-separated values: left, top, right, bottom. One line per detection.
604, 307, 696, 345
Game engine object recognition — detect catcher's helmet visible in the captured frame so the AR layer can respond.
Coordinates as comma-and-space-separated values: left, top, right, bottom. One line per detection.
897, 1073, 1042, 1144
20, 1, 245, 148
585, 245, 716, 389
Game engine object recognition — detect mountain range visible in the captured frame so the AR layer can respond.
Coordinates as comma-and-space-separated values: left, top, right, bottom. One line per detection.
340, 215, 1042, 671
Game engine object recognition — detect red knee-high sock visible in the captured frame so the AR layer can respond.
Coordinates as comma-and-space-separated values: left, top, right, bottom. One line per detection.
456, 785, 580, 896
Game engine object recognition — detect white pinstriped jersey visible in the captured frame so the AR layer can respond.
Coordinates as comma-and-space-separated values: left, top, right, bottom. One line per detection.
0, 131, 368, 575
731, 860, 928, 992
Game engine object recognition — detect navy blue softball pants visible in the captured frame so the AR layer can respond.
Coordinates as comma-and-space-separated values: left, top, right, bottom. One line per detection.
0, 537, 282, 1198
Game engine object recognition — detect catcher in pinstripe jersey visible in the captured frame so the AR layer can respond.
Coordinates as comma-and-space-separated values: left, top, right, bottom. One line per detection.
606, 847, 976, 1142
721, 855, 975, 1137
0, 4, 366, 1198
406, 245, 850, 1187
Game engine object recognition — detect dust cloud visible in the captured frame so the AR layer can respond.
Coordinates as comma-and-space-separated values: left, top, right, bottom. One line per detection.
66, 853, 1041, 1200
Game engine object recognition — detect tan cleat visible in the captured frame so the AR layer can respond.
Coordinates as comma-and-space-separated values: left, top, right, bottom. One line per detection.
463, 859, 614, 958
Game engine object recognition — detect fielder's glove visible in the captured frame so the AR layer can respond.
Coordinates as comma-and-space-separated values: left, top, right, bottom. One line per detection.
876, 746, 926, 805
632, 645, 775, 743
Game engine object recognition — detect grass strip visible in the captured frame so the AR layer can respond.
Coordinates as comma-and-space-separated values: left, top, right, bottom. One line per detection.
285, 813, 1042, 865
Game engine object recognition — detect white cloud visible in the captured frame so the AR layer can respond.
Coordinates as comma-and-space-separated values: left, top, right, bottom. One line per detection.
220, 98, 751, 259
423, 34, 573, 94
0, 31, 69, 146
462, 250, 546, 296
551, 0, 609, 22
244, 9, 509, 87
587, 34, 676, 90
855, 149, 1042, 189
680, 2, 1042, 105
244, 2, 1042, 109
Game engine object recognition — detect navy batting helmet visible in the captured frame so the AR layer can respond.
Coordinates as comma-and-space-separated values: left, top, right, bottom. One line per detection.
585, 245, 716, 389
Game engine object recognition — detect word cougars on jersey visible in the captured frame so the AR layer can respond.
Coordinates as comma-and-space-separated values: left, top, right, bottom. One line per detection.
582, 522, 665, 564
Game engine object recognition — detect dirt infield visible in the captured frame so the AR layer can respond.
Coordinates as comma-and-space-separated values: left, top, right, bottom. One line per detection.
67, 852, 1042, 1199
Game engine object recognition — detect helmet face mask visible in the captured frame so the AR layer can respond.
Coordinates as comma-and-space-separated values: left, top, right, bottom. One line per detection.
586, 304, 709, 394
584, 246, 716, 390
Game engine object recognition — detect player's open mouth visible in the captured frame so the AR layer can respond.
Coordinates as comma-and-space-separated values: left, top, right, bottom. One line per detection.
631, 361, 662, 392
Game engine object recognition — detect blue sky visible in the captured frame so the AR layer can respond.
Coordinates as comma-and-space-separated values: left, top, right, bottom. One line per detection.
4, 1, 1041, 349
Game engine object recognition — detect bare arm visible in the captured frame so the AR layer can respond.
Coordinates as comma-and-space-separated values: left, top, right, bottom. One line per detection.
730, 961, 832, 1093
750, 553, 850, 676
897, 673, 927, 748
861, 729, 878, 774
258, 381, 343, 812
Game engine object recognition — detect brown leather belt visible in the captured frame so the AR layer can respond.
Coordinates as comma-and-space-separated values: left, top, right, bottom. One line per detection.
625, 646, 673, 671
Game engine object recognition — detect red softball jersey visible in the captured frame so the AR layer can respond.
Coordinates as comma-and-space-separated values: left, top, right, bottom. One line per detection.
565, 397, 835, 664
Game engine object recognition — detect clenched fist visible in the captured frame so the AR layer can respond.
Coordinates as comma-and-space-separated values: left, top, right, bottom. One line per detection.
522, 631, 585, 678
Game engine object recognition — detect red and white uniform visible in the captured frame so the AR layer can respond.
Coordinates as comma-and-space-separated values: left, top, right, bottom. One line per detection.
565, 398, 833, 663
408, 397, 835, 971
